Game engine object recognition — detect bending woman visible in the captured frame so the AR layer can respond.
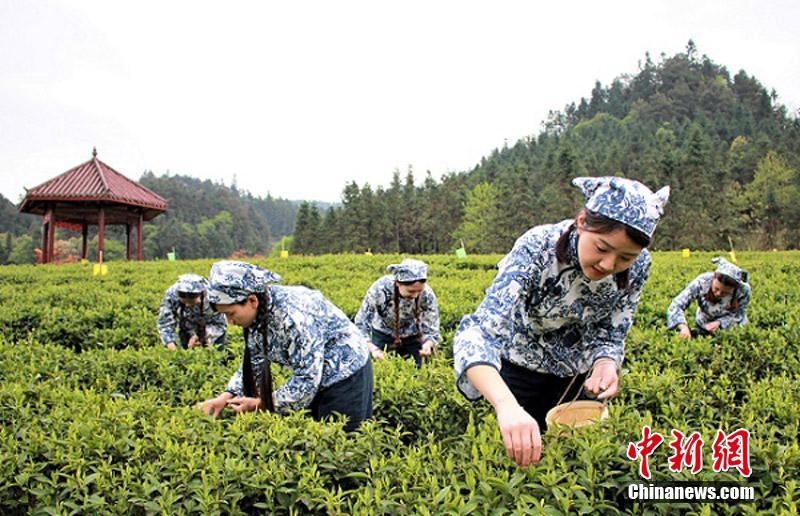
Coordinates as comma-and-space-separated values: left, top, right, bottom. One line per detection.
667, 257, 750, 338
198, 261, 373, 431
157, 273, 227, 350
453, 176, 669, 467
355, 259, 440, 367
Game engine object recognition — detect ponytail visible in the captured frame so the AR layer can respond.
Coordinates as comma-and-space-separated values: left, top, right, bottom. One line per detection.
242, 291, 275, 412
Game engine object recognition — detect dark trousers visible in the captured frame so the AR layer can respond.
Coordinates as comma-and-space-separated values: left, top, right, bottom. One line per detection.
499, 359, 588, 433
309, 358, 374, 432
371, 329, 423, 368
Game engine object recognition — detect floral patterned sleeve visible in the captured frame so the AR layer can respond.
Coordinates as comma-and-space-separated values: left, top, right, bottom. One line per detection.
354, 281, 379, 338
273, 319, 326, 414
586, 253, 650, 367
717, 283, 751, 329
224, 362, 245, 397
205, 310, 227, 344
420, 287, 441, 345
453, 242, 542, 400
156, 288, 179, 346
666, 275, 706, 330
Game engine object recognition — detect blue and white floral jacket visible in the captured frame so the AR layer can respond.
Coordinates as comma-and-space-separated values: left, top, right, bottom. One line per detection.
666, 272, 750, 331
354, 275, 440, 344
157, 285, 227, 347
453, 219, 650, 400
224, 285, 370, 414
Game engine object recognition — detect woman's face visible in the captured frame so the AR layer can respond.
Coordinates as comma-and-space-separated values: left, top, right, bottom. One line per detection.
178, 293, 201, 306
576, 213, 644, 281
397, 281, 426, 299
711, 276, 736, 299
214, 294, 258, 328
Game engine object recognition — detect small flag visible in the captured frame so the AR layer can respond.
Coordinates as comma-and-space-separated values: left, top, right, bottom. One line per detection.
280, 250, 289, 259
92, 264, 108, 276
80, 258, 88, 265
681, 249, 691, 258
456, 247, 467, 259
364, 249, 373, 256
167, 251, 177, 262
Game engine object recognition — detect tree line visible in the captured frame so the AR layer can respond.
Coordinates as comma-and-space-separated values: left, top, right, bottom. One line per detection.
293, 42, 800, 254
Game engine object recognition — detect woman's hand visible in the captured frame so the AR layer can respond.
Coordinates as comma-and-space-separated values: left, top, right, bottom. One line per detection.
227, 396, 262, 414
197, 394, 231, 418
166, 342, 177, 351
495, 398, 542, 468
584, 359, 619, 400
704, 321, 721, 333
420, 340, 436, 357
369, 344, 385, 361
678, 324, 692, 339
187, 335, 202, 348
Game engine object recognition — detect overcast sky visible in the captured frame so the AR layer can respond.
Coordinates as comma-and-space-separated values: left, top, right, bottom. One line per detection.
1, 0, 798, 204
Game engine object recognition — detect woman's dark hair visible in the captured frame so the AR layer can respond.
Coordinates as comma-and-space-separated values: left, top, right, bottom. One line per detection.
397, 278, 426, 286
705, 273, 739, 311
393, 283, 422, 348
177, 291, 207, 345
240, 291, 275, 412
555, 208, 651, 289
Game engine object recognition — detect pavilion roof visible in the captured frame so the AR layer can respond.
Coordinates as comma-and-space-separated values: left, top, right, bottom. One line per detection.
19, 149, 168, 222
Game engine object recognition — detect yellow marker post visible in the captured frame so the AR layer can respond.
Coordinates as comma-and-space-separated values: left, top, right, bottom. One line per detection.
280, 250, 289, 259
681, 249, 691, 258
727, 236, 738, 263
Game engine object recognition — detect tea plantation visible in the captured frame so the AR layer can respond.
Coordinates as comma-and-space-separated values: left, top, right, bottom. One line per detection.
0, 252, 797, 514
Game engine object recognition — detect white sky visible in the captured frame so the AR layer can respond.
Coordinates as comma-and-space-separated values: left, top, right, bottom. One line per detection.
1, 0, 798, 204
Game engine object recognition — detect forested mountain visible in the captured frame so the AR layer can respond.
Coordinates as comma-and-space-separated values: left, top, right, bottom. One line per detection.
4, 42, 799, 264
137, 172, 300, 259
294, 42, 800, 254
0, 195, 37, 235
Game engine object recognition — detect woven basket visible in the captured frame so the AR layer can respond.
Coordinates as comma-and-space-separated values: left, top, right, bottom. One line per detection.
545, 400, 609, 429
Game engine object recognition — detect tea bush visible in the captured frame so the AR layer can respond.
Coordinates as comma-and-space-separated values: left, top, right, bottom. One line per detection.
0, 251, 798, 513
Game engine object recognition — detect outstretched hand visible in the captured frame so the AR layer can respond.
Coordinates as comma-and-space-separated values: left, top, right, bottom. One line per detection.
584, 359, 619, 400
495, 398, 542, 468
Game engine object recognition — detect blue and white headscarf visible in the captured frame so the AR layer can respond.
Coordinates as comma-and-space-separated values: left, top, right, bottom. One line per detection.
387, 259, 428, 283
572, 176, 670, 238
712, 257, 749, 285
207, 261, 282, 305
174, 273, 208, 294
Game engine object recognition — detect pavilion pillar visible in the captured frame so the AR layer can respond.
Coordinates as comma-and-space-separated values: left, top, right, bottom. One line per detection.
81, 224, 88, 259
98, 207, 105, 263
46, 207, 56, 264
126, 224, 132, 260
41, 207, 51, 263
137, 212, 144, 261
